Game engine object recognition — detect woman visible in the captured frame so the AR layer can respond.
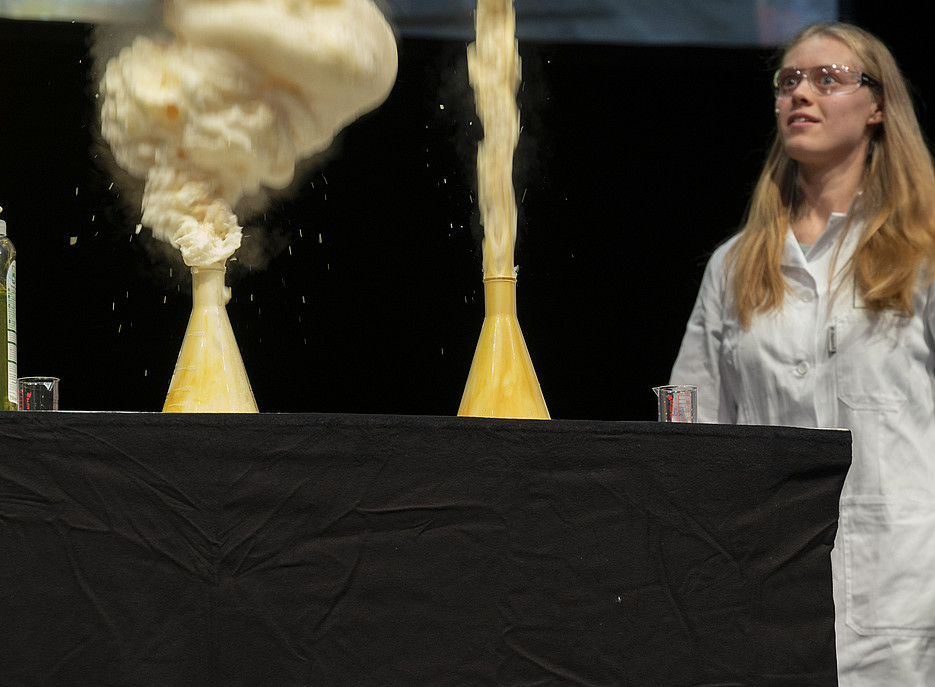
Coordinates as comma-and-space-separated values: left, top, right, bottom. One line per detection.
670, 22, 935, 686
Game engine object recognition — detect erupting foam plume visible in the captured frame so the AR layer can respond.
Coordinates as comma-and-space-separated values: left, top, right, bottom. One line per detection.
99, 0, 398, 267
467, 0, 520, 280
98, 0, 398, 413
458, 0, 549, 420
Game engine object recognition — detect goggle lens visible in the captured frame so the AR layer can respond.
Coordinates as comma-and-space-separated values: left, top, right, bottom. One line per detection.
773, 64, 876, 98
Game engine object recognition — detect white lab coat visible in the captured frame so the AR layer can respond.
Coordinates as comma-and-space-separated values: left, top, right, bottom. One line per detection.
670, 212, 935, 686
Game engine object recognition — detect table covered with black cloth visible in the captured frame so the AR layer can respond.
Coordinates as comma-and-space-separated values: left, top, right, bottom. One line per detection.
0, 412, 850, 687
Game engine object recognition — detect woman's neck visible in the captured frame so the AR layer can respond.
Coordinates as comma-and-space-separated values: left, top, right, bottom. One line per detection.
791, 159, 865, 245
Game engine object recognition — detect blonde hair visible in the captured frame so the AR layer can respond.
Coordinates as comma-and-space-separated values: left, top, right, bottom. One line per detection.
727, 22, 935, 327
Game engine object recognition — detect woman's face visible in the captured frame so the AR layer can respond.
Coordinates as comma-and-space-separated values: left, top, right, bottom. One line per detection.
776, 34, 882, 171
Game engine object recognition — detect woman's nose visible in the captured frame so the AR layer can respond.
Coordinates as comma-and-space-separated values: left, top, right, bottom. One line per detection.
790, 77, 813, 101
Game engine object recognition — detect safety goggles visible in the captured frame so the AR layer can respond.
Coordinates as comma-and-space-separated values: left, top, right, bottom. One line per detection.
773, 64, 880, 98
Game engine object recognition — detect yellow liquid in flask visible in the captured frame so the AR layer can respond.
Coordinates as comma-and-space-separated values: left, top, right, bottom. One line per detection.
163, 264, 258, 413
458, 277, 549, 419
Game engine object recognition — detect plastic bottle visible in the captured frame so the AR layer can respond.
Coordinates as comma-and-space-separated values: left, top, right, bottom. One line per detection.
0, 206, 17, 411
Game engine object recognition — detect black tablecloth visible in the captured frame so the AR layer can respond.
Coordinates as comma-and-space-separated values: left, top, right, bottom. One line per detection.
0, 412, 850, 687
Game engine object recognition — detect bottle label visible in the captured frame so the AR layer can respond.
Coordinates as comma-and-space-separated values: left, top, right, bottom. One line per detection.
6, 259, 16, 404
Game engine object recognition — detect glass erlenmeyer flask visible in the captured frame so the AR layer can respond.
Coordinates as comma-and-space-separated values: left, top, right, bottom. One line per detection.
458, 276, 549, 419
163, 263, 258, 413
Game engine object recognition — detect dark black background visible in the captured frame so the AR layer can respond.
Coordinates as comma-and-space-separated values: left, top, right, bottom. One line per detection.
0, 3, 928, 418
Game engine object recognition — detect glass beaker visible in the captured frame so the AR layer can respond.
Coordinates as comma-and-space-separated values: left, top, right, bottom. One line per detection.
653, 385, 697, 423
163, 263, 258, 413
458, 276, 549, 419
18, 376, 59, 410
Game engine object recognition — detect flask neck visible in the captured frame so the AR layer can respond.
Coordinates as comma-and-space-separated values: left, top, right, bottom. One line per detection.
191, 263, 228, 307
483, 276, 517, 317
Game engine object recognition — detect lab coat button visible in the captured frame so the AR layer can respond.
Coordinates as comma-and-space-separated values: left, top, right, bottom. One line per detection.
802, 291, 814, 303
795, 362, 810, 375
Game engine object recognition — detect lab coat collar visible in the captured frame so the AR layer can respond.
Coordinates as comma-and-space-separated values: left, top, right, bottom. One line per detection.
781, 211, 856, 268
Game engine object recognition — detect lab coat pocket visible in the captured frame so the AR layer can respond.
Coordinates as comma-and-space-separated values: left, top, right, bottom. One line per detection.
841, 497, 935, 637
835, 313, 909, 412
